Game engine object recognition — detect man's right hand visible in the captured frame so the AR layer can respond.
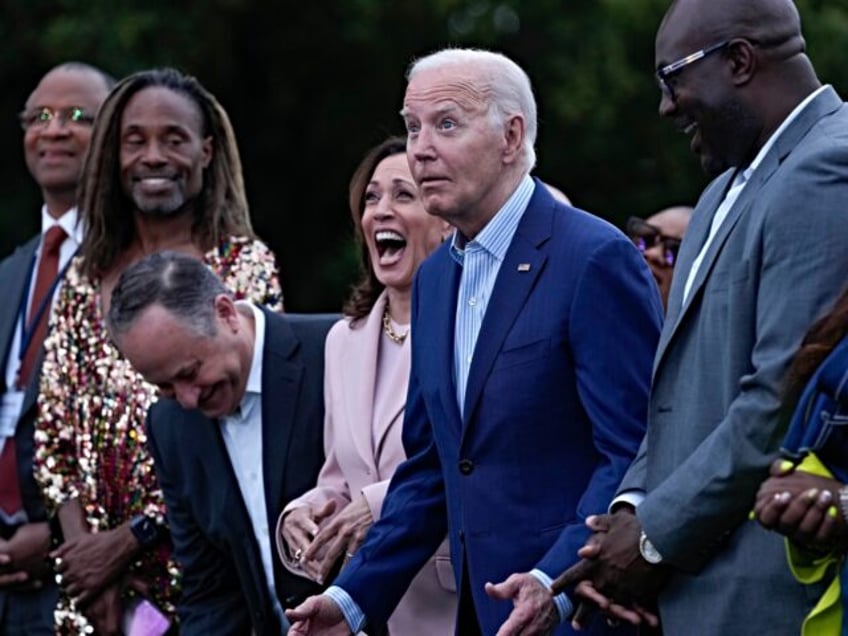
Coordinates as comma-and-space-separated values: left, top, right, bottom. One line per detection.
286, 595, 351, 635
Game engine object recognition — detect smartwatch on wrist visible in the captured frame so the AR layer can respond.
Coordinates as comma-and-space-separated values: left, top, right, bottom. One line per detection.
129, 514, 161, 549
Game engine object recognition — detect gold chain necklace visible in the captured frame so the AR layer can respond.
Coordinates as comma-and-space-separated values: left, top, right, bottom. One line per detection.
382, 305, 409, 344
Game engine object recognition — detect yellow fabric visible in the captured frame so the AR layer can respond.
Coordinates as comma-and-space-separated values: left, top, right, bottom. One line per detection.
786, 453, 844, 636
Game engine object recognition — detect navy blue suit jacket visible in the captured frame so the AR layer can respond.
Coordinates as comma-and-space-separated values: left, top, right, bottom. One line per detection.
146, 309, 335, 636
337, 181, 663, 634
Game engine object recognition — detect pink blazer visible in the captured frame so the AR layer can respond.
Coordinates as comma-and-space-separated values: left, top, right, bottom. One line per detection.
277, 292, 456, 635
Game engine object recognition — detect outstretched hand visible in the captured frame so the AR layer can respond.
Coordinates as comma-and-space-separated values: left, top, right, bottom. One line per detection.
485, 572, 558, 636
286, 595, 351, 636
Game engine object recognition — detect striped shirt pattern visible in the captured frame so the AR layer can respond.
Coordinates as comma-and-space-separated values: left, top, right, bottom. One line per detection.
450, 174, 534, 417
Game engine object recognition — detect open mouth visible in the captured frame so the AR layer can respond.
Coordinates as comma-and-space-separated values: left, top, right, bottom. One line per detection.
375, 230, 407, 265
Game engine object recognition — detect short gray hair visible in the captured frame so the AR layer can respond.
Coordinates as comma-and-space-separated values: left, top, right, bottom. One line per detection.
407, 48, 538, 171
107, 251, 231, 338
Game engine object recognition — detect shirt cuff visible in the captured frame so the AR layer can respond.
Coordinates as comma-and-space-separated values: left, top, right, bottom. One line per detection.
324, 586, 366, 633
530, 568, 572, 623
610, 489, 645, 513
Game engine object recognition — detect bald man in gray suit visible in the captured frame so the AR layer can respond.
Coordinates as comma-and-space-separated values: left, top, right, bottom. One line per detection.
554, 1, 848, 633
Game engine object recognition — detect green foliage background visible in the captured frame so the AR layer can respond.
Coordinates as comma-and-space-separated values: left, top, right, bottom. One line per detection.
1, 0, 846, 310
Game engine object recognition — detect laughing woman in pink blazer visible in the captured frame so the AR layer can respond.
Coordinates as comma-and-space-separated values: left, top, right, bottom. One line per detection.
277, 137, 455, 634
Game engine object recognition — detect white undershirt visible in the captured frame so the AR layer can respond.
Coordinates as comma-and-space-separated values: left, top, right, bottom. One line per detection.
218, 303, 284, 623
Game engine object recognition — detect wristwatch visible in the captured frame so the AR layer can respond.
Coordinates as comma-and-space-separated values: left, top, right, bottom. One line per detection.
639, 530, 663, 564
129, 515, 161, 549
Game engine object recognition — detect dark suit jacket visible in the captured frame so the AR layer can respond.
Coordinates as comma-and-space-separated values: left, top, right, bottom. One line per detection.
337, 180, 663, 635
0, 235, 49, 525
146, 309, 336, 636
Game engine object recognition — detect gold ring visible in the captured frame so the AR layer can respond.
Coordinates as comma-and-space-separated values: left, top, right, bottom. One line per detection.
294, 548, 303, 561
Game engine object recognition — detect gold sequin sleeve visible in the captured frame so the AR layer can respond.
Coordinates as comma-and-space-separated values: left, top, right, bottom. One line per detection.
34, 258, 94, 512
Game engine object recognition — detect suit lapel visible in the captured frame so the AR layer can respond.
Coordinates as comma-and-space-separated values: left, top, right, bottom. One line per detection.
655, 87, 843, 374
343, 296, 382, 466
369, 295, 410, 458
260, 310, 302, 538
421, 246, 463, 440
0, 238, 38, 394
461, 189, 550, 438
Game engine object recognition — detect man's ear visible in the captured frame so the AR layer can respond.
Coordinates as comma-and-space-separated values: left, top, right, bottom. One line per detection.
728, 38, 757, 86
214, 294, 239, 332
502, 114, 526, 166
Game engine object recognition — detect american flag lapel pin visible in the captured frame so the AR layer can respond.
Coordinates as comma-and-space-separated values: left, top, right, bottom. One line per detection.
517, 263, 531, 272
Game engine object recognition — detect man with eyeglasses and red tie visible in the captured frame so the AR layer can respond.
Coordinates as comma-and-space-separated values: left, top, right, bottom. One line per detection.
554, 0, 848, 634
626, 206, 692, 312
0, 62, 113, 635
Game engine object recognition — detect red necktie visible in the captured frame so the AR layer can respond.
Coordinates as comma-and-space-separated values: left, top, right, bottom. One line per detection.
0, 225, 66, 517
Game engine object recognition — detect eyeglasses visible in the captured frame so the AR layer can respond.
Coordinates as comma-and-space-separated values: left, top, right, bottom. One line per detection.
18, 106, 95, 131
655, 40, 730, 101
626, 216, 682, 267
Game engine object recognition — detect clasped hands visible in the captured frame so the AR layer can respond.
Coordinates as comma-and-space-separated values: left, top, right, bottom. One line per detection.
552, 510, 665, 630
282, 496, 374, 584
753, 458, 848, 551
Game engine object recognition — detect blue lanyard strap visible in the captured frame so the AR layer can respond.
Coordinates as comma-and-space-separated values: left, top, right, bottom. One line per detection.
17, 251, 74, 365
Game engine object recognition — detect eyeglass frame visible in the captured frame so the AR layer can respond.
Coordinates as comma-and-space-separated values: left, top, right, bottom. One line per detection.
625, 216, 682, 267
18, 106, 96, 131
655, 40, 731, 101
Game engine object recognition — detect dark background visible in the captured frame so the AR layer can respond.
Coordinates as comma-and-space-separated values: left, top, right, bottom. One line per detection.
2, 0, 847, 311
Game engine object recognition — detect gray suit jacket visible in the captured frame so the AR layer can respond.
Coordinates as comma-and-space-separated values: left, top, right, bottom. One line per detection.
619, 86, 848, 633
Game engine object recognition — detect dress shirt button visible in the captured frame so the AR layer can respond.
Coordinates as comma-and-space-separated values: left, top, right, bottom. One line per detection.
469, 297, 477, 306
458, 459, 474, 475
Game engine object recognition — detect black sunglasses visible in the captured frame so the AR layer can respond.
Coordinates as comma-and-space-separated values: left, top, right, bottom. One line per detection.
626, 217, 682, 267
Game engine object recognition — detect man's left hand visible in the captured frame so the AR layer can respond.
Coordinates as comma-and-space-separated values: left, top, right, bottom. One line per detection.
51, 525, 137, 604
485, 572, 558, 636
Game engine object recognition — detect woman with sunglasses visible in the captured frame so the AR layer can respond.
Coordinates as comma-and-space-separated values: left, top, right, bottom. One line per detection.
626, 205, 692, 311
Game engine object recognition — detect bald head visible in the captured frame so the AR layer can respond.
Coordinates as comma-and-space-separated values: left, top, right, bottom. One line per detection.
661, 0, 803, 51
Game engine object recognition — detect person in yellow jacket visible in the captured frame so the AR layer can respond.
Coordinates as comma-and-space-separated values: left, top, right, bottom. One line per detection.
754, 288, 848, 635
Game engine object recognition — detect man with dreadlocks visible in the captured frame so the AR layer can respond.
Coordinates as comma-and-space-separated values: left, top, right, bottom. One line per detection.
33, 68, 284, 635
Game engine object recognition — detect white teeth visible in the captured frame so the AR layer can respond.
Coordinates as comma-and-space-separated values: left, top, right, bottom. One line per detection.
141, 177, 171, 185
376, 230, 404, 242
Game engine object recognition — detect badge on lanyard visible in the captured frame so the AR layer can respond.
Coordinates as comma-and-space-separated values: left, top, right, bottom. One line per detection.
0, 390, 25, 455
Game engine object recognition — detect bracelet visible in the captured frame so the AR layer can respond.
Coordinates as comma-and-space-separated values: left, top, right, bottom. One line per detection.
837, 485, 848, 524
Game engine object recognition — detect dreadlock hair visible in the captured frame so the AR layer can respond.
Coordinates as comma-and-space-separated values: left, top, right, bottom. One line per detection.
342, 136, 408, 323
77, 67, 255, 278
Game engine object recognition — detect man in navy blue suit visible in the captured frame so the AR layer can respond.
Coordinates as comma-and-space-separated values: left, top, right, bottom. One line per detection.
287, 47, 663, 636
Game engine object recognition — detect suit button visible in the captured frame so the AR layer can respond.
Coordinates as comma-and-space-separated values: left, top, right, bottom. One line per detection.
458, 459, 474, 475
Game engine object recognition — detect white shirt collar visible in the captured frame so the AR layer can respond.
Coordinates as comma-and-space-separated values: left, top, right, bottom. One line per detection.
744, 85, 829, 180
41, 205, 84, 245
238, 301, 264, 405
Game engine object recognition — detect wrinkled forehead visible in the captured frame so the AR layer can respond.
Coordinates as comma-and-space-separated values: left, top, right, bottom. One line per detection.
402, 66, 492, 117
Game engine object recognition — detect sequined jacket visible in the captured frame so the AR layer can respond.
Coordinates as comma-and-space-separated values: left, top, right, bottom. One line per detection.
33, 235, 283, 634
